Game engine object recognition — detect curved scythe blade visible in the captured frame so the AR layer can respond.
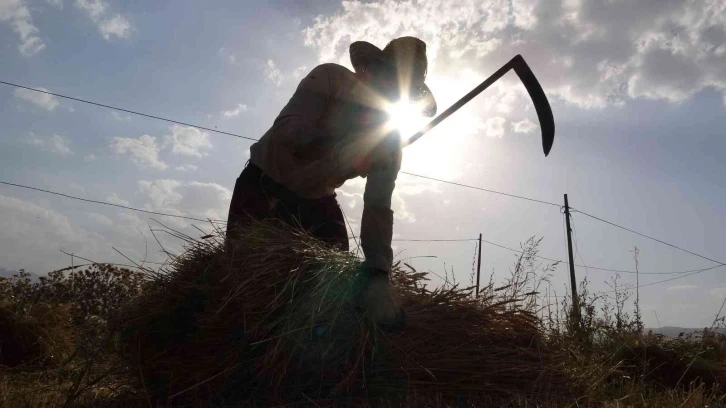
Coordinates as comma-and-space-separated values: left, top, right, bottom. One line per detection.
510, 55, 555, 156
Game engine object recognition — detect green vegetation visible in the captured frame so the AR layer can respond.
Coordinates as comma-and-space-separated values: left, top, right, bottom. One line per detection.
1, 223, 725, 407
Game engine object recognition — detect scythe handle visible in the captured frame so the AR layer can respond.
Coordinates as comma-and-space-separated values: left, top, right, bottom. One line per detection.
404, 56, 516, 147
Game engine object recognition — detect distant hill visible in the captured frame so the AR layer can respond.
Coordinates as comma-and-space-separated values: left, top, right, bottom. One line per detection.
647, 326, 726, 338
0, 267, 40, 281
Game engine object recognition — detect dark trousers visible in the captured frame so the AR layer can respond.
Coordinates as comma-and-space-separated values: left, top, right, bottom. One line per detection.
226, 164, 349, 251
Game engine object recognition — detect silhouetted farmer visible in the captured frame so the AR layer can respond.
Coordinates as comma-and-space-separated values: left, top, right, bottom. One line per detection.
227, 37, 436, 327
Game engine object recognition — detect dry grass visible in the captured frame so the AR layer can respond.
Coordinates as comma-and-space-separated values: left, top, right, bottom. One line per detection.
0, 303, 75, 368
116, 220, 569, 406
2, 221, 726, 407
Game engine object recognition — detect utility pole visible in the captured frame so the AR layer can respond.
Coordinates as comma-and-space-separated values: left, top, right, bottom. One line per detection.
564, 194, 579, 322
476, 233, 482, 298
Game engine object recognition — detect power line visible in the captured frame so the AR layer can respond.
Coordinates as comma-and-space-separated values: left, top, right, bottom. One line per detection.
399, 171, 561, 207
0, 180, 226, 223
0, 80, 258, 142
1, 79, 561, 208
393, 238, 478, 242
378, 231, 716, 276
478, 236, 711, 276
4, 79, 723, 272
569, 212, 591, 277
2, 178, 718, 279
596, 263, 726, 295
547, 263, 726, 299
572, 210, 725, 267
349, 237, 476, 242
0, 181, 521, 248
388, 233, 726, 296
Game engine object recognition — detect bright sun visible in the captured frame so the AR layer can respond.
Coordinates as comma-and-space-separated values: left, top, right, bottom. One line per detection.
386, 98, 429, 142
384, 95, 459, 180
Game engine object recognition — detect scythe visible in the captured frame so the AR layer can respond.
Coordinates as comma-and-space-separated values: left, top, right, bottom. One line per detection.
405, 54, 555, 156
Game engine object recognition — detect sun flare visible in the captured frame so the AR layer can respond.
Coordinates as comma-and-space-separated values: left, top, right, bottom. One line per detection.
382, 84, 466, 180
386, 98, 429, 142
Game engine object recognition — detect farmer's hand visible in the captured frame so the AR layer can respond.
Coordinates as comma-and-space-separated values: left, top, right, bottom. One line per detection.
360, 270, 405, 330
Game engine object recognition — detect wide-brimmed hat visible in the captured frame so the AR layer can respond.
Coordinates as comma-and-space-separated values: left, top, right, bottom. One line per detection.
350, 37, 437, 117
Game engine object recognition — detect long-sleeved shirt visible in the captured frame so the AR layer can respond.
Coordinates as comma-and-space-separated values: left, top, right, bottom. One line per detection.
249, 63, 400, 272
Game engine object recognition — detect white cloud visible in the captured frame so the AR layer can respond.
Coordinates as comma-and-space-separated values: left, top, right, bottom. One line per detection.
709, 288, 726, 299
392, 193, 416, 223
46, 0, 62, 7
666, 284, 698, 292
18, 35, 45, 56
138, 179, 232, 221
292, 65, 308, 80
21, 133, 73, 156
88, 213, 114, 227
84, 153, 97, 162
222, 103, 248, 118
48, 134, 73, 156
338, 176, 440, 225
181, 182, 232, 219
98, 14, 130, 40
393, 178, 442, 223
75, 0, 104, 19
0, 0, 46, 56
265, 59, 283, 86
112, 126, 212, 169
511, 118, 538, 134
111, 135, 167, 170
512, 0, 537, 30
337, 189, 362, 210
74, 0, 132, 40
218, 47, 238, 65
0, 194, 108, 272
175, 164, 198, 172
13, 88, 59, 111
106, 193, 129, 206
483, 116, 506, 138
24, 133, 44, 147
164, 125, 213, 158
111, 111, 132, 122
138, 179, 182, 210
302, 0, 726, 110
0, 193, 172, 272
67, 183, 85, 194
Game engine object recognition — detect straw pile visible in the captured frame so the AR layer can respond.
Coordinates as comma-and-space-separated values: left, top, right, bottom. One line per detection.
117, 220, 568, 406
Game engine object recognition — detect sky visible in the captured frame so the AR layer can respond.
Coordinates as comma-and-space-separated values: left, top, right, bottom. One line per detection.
1, 0, 725, 328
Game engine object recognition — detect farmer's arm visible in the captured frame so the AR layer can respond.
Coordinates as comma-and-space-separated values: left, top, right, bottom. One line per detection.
360, 133, 402, 273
